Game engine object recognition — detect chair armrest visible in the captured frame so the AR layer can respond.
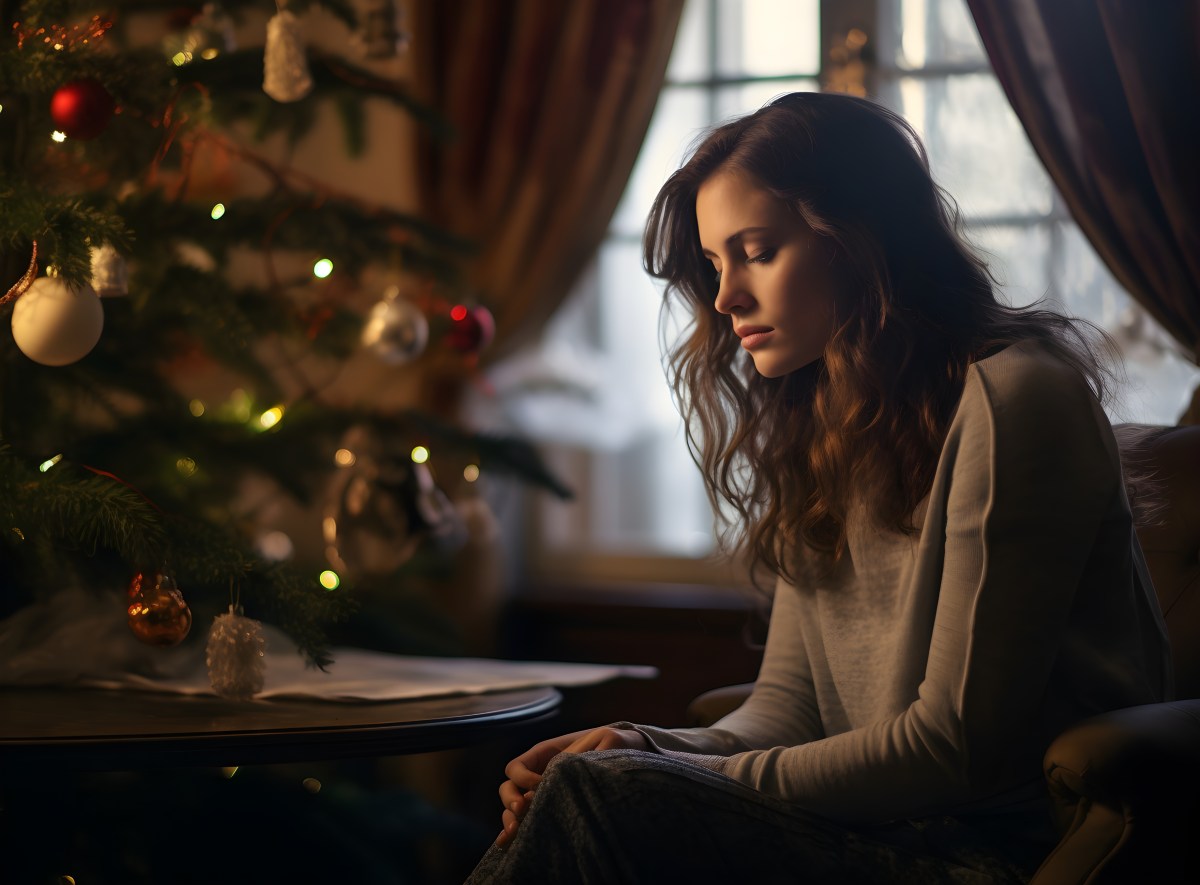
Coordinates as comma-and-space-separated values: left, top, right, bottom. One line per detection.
1031, 700, 1200, 885
686, 682, 754, 727
1043, 700, 1200, 811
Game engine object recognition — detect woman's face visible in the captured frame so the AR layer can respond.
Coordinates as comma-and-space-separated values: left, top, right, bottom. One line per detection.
696, 169, 841, 378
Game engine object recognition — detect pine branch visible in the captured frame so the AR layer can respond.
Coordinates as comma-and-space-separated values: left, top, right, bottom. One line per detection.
0, 179, 132, 288
0, 447, 167, 568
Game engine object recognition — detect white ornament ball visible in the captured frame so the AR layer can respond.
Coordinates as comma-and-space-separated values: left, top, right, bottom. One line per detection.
361, 289, 429, 364
11, 276, 105, 366
206, 606, 267, 699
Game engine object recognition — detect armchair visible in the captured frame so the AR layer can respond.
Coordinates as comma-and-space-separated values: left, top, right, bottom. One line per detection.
688, 423, 1200, 884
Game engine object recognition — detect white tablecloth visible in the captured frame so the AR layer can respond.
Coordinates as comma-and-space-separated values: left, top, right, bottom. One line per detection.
0, 589, 656, 702
102, 646, 657, 701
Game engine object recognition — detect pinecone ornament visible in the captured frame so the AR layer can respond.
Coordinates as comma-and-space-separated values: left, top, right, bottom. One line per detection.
206, 606, 266, 699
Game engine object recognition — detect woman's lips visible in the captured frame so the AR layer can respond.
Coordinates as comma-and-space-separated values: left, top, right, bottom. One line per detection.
736, 326, 773, 350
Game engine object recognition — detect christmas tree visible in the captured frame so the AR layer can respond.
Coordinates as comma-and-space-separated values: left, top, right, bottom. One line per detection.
0, 0, 569, 670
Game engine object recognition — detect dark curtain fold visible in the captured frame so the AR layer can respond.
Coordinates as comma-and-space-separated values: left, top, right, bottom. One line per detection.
966, 0, 1200, 374
411, 0, 685, 360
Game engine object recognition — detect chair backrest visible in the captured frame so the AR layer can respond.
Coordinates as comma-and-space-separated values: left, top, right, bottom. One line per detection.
1117, 423, 1200, 699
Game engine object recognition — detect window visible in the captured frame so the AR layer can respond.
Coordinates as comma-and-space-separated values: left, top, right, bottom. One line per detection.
486, 0, 1200, 580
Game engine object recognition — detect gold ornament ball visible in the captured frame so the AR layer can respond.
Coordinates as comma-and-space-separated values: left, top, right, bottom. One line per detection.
127, 571, 193, 646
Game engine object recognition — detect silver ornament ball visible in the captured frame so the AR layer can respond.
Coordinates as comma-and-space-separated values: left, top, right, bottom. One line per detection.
361, 289, 429, 364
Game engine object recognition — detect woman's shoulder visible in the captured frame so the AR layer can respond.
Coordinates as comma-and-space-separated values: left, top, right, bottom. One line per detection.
965, 339, 1096, 411
958, 339, 1106, 442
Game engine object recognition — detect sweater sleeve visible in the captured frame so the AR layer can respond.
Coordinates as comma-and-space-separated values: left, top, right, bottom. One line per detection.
636, 351, 1124, 822
619, 573, 825, 757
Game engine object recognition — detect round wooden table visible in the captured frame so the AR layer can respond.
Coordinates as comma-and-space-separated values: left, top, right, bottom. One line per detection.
0, 684, 562, 770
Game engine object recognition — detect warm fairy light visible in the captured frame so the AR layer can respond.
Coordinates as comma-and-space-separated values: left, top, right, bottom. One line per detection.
312, 258, 334, 279
450, 304, 468, 321
51, 131, 67, 143
172, 51, 190, 66
38, 454, 63, 473
210, 203, 226, 220
463, 464, 480, 482
258, 530, 294, 561
302, 777, 322, 794
410, 445, 429, 464
59, 877, 76, 885
13, 15, 113, 50
319, 570, 340, 590
201, 47, 220, 60
334, 448, 356, 467
229, 388, 252, 422
321, 516, 337, 542
258, 406, 284, 429
189, 398, 206, 417
176, 457, 198, 476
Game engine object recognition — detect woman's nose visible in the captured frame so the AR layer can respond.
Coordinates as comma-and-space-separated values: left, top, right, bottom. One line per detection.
714, 269, 752, 315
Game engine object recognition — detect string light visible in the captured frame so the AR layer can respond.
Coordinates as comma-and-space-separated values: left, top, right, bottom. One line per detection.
410, 445, 429, 464
171, 51, 190, 66
12, 15, 114, 51
450, 304, 468, 321
176, 457, 198, 477
319, 570, 340, 590
210, 203, 226, 220
333, 448, 356, 467
229, 389, 252, 422
312, 258, 333, 279
51, 131, 67, 143
39, 454, 63, 473
189, 399, 206, 417
258, 406, 284, 429
463, 464, 480, 482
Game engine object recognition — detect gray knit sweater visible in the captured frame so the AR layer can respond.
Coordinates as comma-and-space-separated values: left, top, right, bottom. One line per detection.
626, 341, 1172, 825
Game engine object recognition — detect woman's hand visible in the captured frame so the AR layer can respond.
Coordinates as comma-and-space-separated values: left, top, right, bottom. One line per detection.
495, 726, 649, 848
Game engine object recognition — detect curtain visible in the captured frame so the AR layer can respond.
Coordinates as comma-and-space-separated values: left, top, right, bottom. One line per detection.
966, 0, 1200, 376
410, 0, 684, 363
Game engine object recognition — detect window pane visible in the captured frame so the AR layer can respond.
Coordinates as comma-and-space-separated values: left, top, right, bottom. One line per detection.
714, 78, 820, 122
528, 249, 713, 555
610, 87, 709, 237
667, 0, 711, 82
879, 0, 987, 69
716, 0, 820, 77
884, 73, 1055, 217
967, 222, 1052, 309
1053, 224, 1200, 423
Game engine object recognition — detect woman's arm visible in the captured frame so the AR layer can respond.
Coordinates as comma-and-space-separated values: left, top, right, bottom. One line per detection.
617, 574, 825, 756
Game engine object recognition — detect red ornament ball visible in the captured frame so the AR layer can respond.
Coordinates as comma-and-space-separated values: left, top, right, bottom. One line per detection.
444, 304, 495, 354
50, 78, 115, 140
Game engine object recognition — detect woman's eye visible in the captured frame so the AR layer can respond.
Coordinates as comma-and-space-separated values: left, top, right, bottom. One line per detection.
747, 249, 776, 264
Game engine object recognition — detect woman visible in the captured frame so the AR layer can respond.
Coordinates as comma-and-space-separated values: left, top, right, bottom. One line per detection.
467, 93, 1171, 883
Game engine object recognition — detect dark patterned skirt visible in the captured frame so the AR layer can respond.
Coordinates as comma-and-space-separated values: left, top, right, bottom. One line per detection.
466, 749, 1042, 884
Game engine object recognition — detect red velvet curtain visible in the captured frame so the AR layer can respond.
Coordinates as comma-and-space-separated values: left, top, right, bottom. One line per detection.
411, 0, 684, 361
966, 0, 1200, 378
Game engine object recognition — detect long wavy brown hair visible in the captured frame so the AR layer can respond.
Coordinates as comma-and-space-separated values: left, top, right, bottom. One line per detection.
643, 92, 1116, 583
